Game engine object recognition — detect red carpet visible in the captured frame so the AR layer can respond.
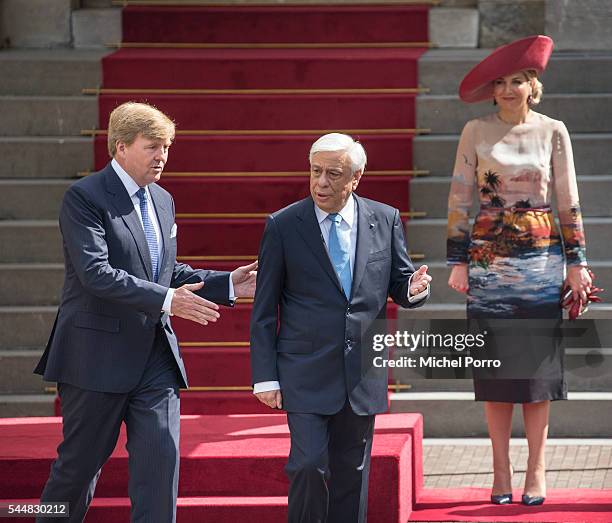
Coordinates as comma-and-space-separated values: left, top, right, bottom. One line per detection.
93, 133, 414, 172
159, 175, 412, 214
121, 5, 429, 44
0, 413, 421, 523
102, 47, 424, 90
410, 487, 612, 522
98, 93, 417, 131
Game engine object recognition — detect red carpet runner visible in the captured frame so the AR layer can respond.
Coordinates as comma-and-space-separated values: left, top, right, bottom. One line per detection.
0, 414, 422, 523
89, 2, 430, 416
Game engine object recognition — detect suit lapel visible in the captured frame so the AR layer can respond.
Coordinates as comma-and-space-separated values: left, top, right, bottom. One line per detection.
295, 197, 344, 295
351, 195, 376, 299
104, 166, 154, 281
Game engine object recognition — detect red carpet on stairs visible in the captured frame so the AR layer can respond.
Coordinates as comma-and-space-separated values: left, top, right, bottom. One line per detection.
98, 93, 417, 131
0, 414, 422, 523
94, 133, 415, 172
159, 175, 412, 214
102, 48, 424, 90
120, 5, 429, 44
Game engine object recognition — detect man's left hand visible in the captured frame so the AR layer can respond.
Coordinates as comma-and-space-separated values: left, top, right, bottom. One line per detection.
409, 265, 432, 296
232, 260, 258, 298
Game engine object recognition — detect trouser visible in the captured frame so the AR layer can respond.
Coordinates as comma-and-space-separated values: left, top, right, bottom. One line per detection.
37, 328, 182, 523
285, 401, 375, 523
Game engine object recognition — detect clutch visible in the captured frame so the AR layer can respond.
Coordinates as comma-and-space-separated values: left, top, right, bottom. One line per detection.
560, 268, 604, 320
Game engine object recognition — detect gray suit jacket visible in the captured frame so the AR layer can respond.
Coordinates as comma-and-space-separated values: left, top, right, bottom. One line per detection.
250, 195, 428, 416
35, 163, 232, 393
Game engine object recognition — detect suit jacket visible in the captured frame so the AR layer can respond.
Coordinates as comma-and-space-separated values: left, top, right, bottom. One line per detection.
250, 195, 428, 416
35, 163, 232, 393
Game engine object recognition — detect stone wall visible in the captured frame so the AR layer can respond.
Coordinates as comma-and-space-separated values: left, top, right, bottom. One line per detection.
546, 0, 612, 50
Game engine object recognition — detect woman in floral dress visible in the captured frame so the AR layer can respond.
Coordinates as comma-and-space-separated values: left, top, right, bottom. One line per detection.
446, 36, 592, 506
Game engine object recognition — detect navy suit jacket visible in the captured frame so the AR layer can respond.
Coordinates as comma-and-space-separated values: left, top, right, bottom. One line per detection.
250, 195, 428, 416
35, 163, 232, 393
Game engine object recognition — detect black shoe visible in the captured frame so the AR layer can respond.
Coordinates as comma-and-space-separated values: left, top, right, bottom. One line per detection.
490, 493, 512, 505
521, 494, 545, 506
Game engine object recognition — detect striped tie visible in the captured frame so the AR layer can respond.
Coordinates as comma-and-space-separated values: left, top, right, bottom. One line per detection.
136, 188, 159, 281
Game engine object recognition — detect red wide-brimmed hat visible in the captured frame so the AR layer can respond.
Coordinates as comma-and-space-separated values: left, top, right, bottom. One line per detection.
459, 35, 554, 103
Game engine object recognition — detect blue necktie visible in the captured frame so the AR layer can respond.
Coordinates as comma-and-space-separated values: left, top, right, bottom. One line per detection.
136, 188, 159, 281
328, 213, 352, 299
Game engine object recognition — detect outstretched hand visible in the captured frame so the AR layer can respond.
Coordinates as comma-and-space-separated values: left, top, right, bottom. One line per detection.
170, 281, 220, 326
409, 264, 432, 296
232, 260, 258, 298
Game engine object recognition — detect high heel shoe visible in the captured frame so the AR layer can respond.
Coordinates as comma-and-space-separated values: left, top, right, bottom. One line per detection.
521, 494, 545, 506
490, 493, 513, 505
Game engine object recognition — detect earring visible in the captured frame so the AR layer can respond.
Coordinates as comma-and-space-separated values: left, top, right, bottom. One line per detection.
527, 94, 533, 105
493, 99, 497, 106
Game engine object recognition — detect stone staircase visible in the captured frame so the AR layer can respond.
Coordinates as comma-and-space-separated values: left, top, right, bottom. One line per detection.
391, 49, 612, 436
0, 48, 108, 416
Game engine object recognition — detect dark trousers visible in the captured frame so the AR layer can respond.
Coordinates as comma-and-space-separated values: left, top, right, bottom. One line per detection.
285, 401, 375, 523
37, 328, 182, 523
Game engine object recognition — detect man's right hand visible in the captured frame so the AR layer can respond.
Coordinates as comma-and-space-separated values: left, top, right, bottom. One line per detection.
170, 281, 220, 326
255, 390, 283, 409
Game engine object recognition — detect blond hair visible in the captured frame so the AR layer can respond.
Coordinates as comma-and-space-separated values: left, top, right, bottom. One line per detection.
523, 69, 543, 105
107, 102, 175, 157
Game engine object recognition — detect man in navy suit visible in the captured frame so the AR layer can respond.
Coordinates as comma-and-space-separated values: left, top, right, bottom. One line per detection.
250, 133, 432, 522
34, 102, 257, 522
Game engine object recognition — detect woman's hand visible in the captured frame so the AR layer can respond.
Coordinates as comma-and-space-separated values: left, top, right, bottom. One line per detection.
448, 264, 469, 294
565, 265, 592, 303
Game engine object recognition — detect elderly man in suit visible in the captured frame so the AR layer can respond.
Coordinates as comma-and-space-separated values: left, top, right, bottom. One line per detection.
34, 102, 257, 522
250, 133, 432, 522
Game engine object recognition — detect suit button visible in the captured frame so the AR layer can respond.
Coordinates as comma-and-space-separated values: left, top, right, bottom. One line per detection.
346, 307, 351, 316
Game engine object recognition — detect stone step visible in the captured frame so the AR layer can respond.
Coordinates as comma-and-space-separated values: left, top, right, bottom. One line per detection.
0, 180, 71, 220
0, 351, 52, 394
413, 133, 612, 176
410, 175, 612, 218
0, 96, 98, 136
417, 94, 612, 134
0, 50, 107, 96
0, 264, 64, 306
0, 394, 54, 418
0, 137, 92, 179
0, 307, 56, 350
390, 391, 612, 437
419, 50, 612, 95
0, 221, 61, 263
405, 217, 612, 261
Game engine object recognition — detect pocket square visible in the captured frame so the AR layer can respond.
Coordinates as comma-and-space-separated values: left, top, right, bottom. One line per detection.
170, 223, 177, 238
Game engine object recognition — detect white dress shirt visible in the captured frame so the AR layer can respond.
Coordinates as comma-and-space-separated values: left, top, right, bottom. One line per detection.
253, 195, 430, 394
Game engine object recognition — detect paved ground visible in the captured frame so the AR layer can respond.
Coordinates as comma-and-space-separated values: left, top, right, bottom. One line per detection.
423, 440, 612, 490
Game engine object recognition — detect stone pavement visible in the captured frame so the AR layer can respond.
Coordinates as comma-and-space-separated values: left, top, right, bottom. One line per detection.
423, 440, 612, 490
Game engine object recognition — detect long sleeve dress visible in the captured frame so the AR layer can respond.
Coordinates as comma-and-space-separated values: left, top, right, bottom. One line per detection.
446, 110, 587, 402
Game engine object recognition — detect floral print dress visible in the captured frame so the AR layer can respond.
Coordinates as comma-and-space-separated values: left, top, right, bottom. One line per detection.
446, 111, 587, 402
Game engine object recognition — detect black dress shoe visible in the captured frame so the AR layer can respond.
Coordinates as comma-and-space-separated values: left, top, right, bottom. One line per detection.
490, 493, 512, 505
521, 494, 545, 506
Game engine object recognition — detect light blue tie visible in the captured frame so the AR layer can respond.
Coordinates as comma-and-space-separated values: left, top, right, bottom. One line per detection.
136, 188, 159, 282
328, 213, 352, 299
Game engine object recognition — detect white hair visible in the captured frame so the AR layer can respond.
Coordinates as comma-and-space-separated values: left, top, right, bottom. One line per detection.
309, 133, 367, 174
